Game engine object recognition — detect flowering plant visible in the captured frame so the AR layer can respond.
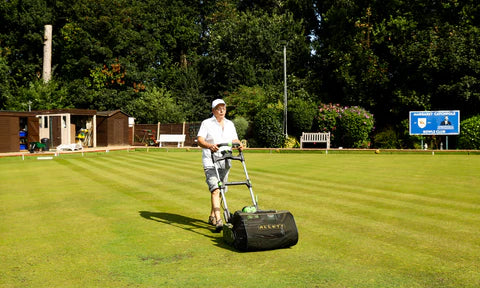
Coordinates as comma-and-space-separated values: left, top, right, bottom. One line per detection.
316, 103, 375, 148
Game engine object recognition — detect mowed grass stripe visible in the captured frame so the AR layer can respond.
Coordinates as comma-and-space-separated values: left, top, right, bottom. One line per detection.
92, 152, 204, 191
2, 151, 479, 288
249, 168, 479, 237
284, 195, 479, 283
224, 153, 480, 235
267, 177, 480, 243
248, 154, 478, 203
247, 154, 479, 218
296, 205, 480, 288
253, 156, 479, 240
54, 155, 215, 240
86, 153, 208, 207
60, 151, 201, 188
100, 151, 203, 181
261, 176, 480, 261
264, 173, 480, 230
94, 153, 200, 187
55, 157, 175, 214
239, 154, 480, 274
57, 154, 208, 214
296, 191, 480, 261
0, 159, 123, 287
96, 151, 206, 191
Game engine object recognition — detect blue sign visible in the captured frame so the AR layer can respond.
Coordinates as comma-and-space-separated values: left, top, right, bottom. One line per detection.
409, 110, 460, 135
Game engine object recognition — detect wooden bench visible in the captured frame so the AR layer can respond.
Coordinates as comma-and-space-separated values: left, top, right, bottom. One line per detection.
157, 134, 186, 147
300, 132, 330, 149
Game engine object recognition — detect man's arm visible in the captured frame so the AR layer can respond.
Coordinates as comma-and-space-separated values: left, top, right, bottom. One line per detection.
197, 136, 243, 152
197, 136, 219, 152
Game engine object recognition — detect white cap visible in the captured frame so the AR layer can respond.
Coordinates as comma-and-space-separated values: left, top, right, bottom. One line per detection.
212, 99, 226, 109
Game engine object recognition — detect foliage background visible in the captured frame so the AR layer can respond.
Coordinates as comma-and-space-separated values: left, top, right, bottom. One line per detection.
1, 0, 480, 147
458, 115, 480, 149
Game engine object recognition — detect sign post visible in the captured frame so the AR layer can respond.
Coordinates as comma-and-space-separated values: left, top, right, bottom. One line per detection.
409, 110, 460, 149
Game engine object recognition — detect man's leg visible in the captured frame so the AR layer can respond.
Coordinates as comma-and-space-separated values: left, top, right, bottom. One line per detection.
211, 188, 222, 221
205, 165, 228, 230
206, 168, 220, 224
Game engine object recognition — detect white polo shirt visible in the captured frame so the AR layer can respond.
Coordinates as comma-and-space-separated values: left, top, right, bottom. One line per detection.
197, 116, 238, 168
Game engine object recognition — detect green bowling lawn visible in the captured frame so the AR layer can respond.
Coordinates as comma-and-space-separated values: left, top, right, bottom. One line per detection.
1, 149, 479, 287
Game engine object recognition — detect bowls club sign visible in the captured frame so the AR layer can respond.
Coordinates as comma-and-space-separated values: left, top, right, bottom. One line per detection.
409, 111, 460, 135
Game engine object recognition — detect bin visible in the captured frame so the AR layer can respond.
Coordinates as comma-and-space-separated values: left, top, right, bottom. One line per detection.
41, 138, 50, 151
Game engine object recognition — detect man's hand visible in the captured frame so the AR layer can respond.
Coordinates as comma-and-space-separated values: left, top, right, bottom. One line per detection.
209, 143, 219, 152
233, 141, 243, 151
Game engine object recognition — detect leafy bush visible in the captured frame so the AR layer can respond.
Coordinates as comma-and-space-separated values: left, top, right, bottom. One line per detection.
225, 85, 274, 120
337, 106, 375, 148
373, 127, 399, 149
315, 103, 375, 148
458, 115, 480, 149
125, 86, 185, 124
8, 80, 69, 110
232, 116, 249, 140
287, 97, 317, 139
253, 107, 285, 148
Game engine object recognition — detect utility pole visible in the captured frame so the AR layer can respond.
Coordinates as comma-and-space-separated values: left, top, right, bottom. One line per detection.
283, 44, 288, 138
43, 25, 52, 83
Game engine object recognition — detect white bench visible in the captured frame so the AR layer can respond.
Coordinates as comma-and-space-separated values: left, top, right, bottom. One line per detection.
300, 132, 330, 149
157, 134, 186, 147
56, 143, 83, 151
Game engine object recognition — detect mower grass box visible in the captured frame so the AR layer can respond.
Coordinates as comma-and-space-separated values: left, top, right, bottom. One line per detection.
223, 210, 298, 252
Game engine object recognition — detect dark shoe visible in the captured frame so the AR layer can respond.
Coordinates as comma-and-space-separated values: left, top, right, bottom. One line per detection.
208, 216, 216, 226
215, 219, 223, 232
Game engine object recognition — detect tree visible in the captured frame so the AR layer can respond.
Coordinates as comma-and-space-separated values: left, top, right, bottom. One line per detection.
0, 55, 11, 109
2, 0, 479, 141
0, 0, 54, 109
200, 3, 309, 97
312, 0, 480, 130
124, 86, 185, 124
169, 66, 209, 122
5, 79, 69, 111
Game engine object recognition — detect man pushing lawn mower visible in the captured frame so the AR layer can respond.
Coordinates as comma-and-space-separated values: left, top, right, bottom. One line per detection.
197, 100, 298, 252
197, 99, 243, 232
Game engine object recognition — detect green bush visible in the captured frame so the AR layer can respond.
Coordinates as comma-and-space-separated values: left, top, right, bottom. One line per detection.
225, 85, 274, 119
373, 127, 399, 149
316, 103, 375, 148
458, 115, 480, 149
287, 97, 317, 139
125, 86, 185, 123
253, 107, 285, 148
232, 116, 249, 140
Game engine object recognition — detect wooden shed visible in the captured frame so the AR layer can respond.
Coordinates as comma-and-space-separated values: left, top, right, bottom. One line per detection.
96, 110, 130, 146
0, 111, 39, 153
35, 109, 98, 148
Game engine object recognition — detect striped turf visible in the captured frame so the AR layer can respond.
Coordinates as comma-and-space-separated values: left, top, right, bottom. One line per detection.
0, 150, 479, 287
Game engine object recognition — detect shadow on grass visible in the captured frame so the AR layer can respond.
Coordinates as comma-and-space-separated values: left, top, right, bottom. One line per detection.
139, 211, 237, 251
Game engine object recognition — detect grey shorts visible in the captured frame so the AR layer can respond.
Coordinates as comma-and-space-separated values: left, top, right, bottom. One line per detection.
205, 162, 230, 192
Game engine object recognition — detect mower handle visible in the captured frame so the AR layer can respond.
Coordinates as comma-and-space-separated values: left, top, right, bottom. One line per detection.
216, 142, 241, 148
211, 142, 243, 163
